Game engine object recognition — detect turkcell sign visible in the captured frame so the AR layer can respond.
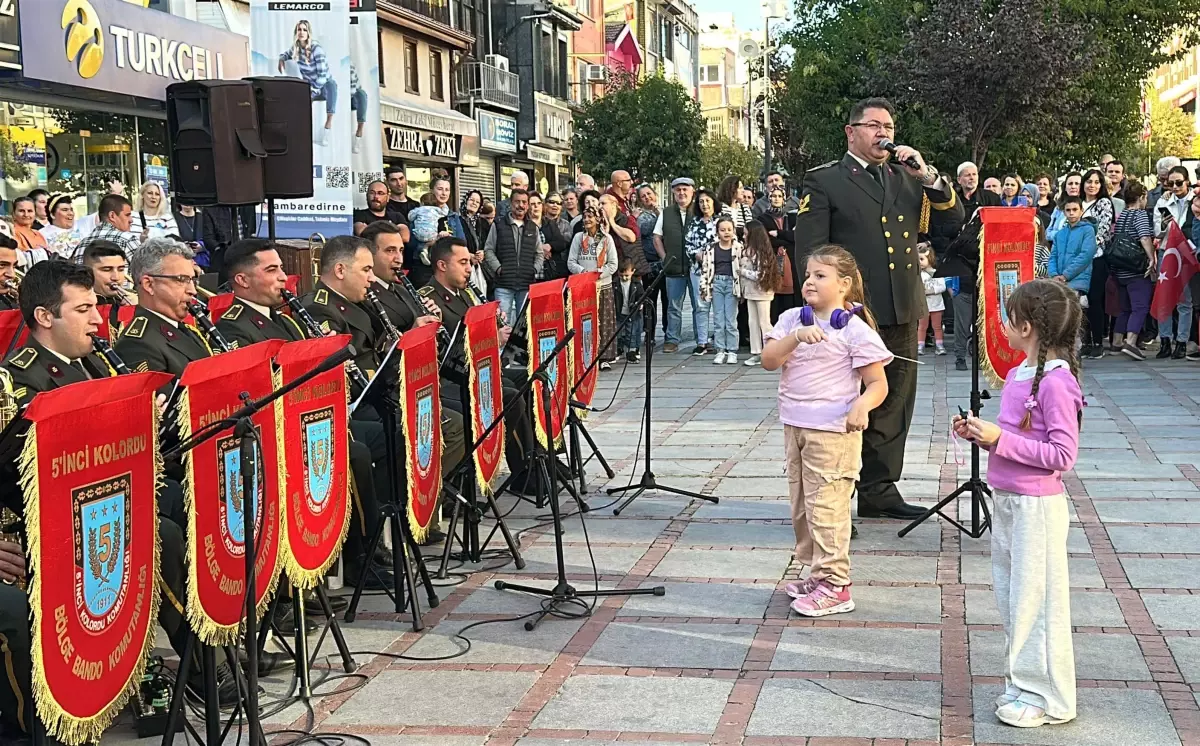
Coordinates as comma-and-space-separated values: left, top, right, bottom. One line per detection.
21, 0, 249, 100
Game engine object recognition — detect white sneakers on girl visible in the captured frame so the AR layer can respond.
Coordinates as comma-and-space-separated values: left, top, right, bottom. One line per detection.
713, 352, 727, 364
995, 701, 1072, 728
725, 352, 738, 364
744, 355, 761, 366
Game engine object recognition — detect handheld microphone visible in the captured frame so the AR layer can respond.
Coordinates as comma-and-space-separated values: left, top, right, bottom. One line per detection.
877, 138, 921, 171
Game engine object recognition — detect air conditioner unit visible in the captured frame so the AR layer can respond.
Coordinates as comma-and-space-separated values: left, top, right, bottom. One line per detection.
485, 54, 510, 72
584, 64, 607, 81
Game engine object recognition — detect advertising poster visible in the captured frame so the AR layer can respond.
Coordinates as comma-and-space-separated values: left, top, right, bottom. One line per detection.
350, 0, 382, 209
250, 0, 354, 237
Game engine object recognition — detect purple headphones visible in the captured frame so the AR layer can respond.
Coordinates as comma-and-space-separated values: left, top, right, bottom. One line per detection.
797, 303, 864, 330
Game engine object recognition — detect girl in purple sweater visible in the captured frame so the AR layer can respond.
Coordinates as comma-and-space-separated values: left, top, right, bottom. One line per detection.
953, 279, 1084, 729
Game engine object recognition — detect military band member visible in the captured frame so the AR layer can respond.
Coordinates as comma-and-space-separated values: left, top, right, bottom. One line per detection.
359, 221, 441, 333
82, 240, 130, 337
114, 237, 212, 376
0, 241, 18, 312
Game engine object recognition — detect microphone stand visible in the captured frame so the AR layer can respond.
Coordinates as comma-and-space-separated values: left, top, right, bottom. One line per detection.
161, 344, 355, 746
607, 265, 719, 515
494, 330, 666, 630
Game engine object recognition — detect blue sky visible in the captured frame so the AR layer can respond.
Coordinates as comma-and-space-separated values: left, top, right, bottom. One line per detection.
693, 0, 764, 31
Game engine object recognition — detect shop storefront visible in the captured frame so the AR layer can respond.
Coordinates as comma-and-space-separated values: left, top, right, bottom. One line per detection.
526, 94, 574, 195
461, 110, 516, 202
0, 0, 247, 213
380, 97, 478, 202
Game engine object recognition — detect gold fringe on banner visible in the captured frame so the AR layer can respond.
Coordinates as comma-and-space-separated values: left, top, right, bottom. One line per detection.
255, 367, 286, 614
565, 285, 588, 422
527, 300, 563, 450
398, 355, 432, 544
18, 395, 164, 745
463, 321, 496, 495
975, 224, 1005, 389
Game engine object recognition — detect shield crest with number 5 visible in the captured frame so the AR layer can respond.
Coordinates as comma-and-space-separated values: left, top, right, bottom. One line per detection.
538, 330, 558, 390
301, 407, 335, 513
477, 359, 495, 429
72, 476, 133, 632
217, 433, 264, 556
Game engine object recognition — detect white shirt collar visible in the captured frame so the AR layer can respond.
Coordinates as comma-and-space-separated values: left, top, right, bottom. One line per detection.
1012, 358, 1069, 381
42, 344, 75, 367
144, 307, 179, 328
242, 298, 273, 318
846, 150, 872, 169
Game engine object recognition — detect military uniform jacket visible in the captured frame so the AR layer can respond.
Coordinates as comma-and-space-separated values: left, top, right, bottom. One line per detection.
113, 305, 213, 376
216, 298, 307, 348
372, 280, 425, 333
301, 281, 382, 376
3, 337, 115, 408
795, 153, 963, 327
419, 278, 478, 362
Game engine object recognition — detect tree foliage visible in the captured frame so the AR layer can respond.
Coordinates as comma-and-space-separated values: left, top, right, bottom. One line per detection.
1122, 95, 1199, 169
698, 135, 762, 190
572, 70, 706, 183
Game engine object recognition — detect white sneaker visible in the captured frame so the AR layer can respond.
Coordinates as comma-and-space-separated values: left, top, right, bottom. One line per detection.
712, 352, 726, 364
352, 136, 362, 154
599, 361, 612, 371
725, 352, 738, 364
995, 685, 1021, 709
315, 127, 329, 147
744, 354, 760, 366
995, 701, 1072, 728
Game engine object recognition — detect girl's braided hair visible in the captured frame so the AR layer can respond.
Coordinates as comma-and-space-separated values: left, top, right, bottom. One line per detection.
1005, 279, 1083, 429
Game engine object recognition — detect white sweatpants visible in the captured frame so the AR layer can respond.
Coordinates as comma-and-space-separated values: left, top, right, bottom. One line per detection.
746, 298, 772, 355
991, 491, 1076, 722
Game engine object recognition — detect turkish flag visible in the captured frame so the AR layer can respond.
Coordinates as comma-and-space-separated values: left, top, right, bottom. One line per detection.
1151, 222, 1200, 322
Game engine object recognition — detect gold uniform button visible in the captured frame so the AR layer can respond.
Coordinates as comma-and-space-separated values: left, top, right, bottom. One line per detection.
906, 247, 912, 253
889, 262, 895, 270
888, 246, 894, 254
884, 231, 891, 238
898, 215, 905, 222
903, 231, 910, 238
907, 263, 913, 269
881, 216, 888, 223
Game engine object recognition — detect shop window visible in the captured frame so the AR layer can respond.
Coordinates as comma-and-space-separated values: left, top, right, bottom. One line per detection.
540, 28, 554, 95
430, 49, 445, 101
404, 39, 420, 94
557, 37, 569, 100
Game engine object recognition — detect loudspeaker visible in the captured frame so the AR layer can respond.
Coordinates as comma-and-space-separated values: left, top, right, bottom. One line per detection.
244, 76, 315, 200
166, 80, 266, 206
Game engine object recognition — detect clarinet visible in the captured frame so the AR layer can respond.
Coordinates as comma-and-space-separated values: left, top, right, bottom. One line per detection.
186, 300, 232, 353
280, 289, 371, 392
365, 288, 403, 348
393, 272, 454, 352
91, 335, 131, 375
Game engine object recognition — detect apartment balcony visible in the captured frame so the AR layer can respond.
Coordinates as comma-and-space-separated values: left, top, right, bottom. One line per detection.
454, 60, 521, 112
385, 0, 451, 28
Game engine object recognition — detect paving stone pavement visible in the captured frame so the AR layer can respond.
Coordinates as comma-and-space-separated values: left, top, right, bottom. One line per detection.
95, 344, 1200, 746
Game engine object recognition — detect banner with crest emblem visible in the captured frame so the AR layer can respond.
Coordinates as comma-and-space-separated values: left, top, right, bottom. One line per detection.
526, 279, 568, 448
276, 336, 352, 589
977, 207, 1036, 386
398, 324, 442, 542
18, 373, 172, 745
463, 302, 505, 494
565, 272, 601, 411
178, 340, 286, 645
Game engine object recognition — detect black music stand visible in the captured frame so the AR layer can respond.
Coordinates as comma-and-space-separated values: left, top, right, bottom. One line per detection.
161, 345, 355, 746
494, 330, 665, 630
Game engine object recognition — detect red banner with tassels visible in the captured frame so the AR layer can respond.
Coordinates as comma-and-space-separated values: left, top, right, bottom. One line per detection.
398, 324, 442, 543
978, 207, 1036, 385
565, 272, 601, 410
526, 279, 567, 448
463, 302, 505, 494
0, 309, 29, 356
177, 340, 285, 645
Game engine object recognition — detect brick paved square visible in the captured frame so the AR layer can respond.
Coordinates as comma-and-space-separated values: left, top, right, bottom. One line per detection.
581, 621, 757, 668
851, 555, 939, 583
964, 589, 1126, 626
971, 685, 1179, 745
325, 671, 539, 726
961, 554, 1105, 587
676, 521, 797, 547
529, 517, 669, 544
746, 679, 940, 739
531, 674, 734, 733
1167, 637, 1200, 684
770, 627, 940, 672
1142, 593, 1200, 630
664, 429, 756, 446
619, 581, 775, 618
1121, 557, 1200, 589
1092, 499, 1200, 523
455, 580, 620, 614
693, 499, 792, 519
852, 519, 942, 552
586, 497, 689, 518
1108, 525, 1200, 553
514, 545, 648, 576
842, 585, 942, 622
712, 477, 789, 497
399, 618, 583, 664
969, 631, 1152, 680
651, 547, 793, 579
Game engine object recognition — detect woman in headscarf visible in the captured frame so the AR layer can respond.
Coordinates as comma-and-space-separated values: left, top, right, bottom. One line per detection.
568, 205, 619, 368
756, 187, 796, 320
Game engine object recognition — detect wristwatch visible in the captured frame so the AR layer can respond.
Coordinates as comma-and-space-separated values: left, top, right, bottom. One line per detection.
920, 164, 939, 185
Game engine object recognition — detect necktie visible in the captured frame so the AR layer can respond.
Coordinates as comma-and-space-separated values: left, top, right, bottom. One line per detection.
70, 359, 89, 379
866, 163, 884, 189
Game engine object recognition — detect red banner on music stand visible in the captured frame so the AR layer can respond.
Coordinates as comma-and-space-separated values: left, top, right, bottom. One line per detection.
565, 272, 601, 411
277, 336, 352, 589
978, 207, 1037, 385
0, 309, 29, 355
178, 340, 286, 645
398, 324, 442, 542
206, 293, 236, 321
20, 373, 172, 744
526, 279, 567, 448
463, 302, 505, 494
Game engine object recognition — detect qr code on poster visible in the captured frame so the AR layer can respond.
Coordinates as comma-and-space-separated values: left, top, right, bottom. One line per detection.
325, 167, 350, 189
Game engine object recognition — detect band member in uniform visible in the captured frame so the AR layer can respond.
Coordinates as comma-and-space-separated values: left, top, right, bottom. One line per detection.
419, 236, 536, 482
359, 221, 441, 333
83, 241, 131, 305
795, 97, 964, 519
215, 239, 393, 586
114, 238, 212, 375
0, 240, 18, 311
0, 262, 241, 718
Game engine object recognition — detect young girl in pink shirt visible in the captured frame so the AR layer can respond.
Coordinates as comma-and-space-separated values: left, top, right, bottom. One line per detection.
762, 245, 892, 617
954, 278, 1083, 729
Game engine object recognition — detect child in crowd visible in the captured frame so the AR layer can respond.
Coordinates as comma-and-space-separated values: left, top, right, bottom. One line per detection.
953, 279, 1083, 729
1048, 195, 1095, 297
739, 223, 782, 366
917, 245, 946, 355
762, 245, 892, 616
614, 257, 644, 363
700, 215, 742, 364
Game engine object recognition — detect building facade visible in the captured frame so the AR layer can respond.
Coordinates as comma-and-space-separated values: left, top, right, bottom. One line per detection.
698, 45, 746, 142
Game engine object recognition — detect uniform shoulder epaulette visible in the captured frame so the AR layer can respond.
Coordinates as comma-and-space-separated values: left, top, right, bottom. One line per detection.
418, 285, 435, 297
223, 303, 243, 321
314, 289, 329, 305
9, 347, 36, 370
124, 315, 147, 339
809, 160, 838, 172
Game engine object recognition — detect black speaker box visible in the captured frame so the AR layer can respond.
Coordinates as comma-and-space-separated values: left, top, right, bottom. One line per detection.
166, 80, 266, 206
244, 76, 315, 200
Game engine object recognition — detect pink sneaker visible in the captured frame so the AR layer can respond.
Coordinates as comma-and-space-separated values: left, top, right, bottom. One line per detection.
790, 581, 855, 617
785, 576, 821, 599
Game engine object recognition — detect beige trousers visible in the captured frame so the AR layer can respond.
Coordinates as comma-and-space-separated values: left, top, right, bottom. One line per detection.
784, 424, 861, 586
746, 298, 773, 354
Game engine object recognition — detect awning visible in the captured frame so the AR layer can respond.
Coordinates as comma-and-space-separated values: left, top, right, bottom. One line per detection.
381, 97, 478, 138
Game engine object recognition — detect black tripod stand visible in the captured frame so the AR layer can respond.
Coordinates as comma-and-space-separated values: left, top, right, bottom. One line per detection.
495, 331, 665, 629
607, 276, 719, 516
899, 315, 992, 539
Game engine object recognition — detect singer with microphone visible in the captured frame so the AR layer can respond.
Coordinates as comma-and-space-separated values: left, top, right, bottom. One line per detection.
795, 97, 963, 520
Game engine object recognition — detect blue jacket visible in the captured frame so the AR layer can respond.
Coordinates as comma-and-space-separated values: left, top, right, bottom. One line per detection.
1048, 220, 1095, 292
